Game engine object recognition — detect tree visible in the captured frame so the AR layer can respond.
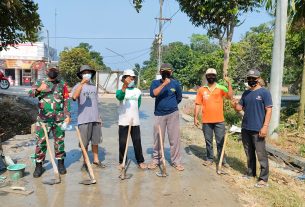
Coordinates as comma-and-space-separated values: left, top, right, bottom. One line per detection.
76, 42, 107, 70
176, 0, 260, 77
261, 0, 305, 130
190, 34, 219, 54
59, 47, 101, 86
0, 0, 41, 51
288, 1, 305, 129
229, 23, 273, 86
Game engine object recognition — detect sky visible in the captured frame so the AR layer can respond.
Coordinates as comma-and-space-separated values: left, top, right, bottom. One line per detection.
35, 0, 273, 70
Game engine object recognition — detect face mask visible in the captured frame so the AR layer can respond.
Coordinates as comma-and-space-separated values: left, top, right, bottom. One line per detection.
128, 80, 135, 88
82, 73, 92, 80
47, 70, 58, 79
248, 80, 258, 88
161, 71, 171, 80
206, 77, 216, 84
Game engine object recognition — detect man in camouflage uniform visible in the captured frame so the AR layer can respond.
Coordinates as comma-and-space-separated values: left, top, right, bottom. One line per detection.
29, 67, 71, 178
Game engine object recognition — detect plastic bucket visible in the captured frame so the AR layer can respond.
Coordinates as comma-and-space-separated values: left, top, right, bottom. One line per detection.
7, 164, 26, 181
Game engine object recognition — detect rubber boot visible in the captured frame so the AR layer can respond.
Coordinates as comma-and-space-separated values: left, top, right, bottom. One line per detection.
58, 159, 67, 175
33, 162, 45, 178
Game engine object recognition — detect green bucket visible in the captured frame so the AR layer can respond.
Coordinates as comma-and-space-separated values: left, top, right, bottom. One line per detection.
7, 164, 26, 181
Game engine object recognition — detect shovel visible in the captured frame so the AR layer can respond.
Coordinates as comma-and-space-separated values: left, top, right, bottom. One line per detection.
119, 119, 133, 180
156, 125, 168, 177
217, 132, 229, 175
75, 126, 97, 185
41, 123, 61, 185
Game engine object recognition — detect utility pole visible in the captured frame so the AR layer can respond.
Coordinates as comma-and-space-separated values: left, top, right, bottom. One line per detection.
55, 9, 57, 50
269, 0, 288, 138
46, 29, 50, 71
156, 0, 163, 77
155, 0, 171, 79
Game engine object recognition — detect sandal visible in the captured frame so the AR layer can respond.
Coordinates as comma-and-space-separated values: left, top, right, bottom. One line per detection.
147, 162, 158, 170
202, 160, 214, 167
138, 163, 148, 170
172, 163, 184, 171
254, 180, 269, 188
117, 164, 124, 170
93, 161, 106, 168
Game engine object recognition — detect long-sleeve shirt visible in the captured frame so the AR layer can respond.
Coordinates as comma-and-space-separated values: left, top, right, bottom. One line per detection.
116, 87, 142, 126
29, 79, 71, 122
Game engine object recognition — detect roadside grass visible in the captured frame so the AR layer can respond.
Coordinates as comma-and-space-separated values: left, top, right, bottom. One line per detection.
181, 125, 305, 207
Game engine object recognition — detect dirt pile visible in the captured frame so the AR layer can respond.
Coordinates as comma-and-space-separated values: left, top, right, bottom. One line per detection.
0, 94, 37, 142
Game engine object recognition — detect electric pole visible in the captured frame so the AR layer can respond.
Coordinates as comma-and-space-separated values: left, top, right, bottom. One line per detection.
55, 9, 57, 50
269, 0, 288, 138
155, 0, 171, 78
157, 0, 163, 77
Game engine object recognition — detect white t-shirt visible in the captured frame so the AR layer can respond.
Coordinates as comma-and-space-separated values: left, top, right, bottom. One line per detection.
118, 88, 141, 126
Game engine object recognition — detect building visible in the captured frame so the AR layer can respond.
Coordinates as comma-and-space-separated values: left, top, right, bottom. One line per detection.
0, 42, 57, 86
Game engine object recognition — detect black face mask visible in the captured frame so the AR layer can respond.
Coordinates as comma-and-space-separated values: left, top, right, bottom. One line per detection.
248, 80, 258, 88
47, 70, 58, 79
161, 71, 171, 80
206, 77, 216, 84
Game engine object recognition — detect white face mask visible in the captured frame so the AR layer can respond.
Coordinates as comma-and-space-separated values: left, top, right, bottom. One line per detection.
128, 80, 135, 88
82, 73, 92, 80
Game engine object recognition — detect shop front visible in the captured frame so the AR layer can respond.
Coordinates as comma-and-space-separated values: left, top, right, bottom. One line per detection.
0, 42, 52, 86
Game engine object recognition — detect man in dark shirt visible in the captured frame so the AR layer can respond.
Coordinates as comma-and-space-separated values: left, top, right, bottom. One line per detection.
148, 63, 184, 171
232, 69, 272, 188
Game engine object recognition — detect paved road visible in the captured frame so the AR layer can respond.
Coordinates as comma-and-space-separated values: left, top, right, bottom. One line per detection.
1, 94, 240, 206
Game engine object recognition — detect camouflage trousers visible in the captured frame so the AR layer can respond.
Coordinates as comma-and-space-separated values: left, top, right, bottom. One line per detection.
35, 121, 66, 162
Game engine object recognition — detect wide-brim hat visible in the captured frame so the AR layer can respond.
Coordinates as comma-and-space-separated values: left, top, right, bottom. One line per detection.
77, 65, 96, 79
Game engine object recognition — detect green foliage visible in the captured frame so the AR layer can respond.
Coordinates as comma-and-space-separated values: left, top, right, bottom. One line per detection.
59, 47, 101, 86
76, 42, 107, 71
224, 100, 242, 126
190, 34, 219, 53
0, 0, 42, 51
229, 23, 273, 87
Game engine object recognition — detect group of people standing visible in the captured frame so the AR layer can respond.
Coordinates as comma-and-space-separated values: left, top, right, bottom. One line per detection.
29, 63, 272, 188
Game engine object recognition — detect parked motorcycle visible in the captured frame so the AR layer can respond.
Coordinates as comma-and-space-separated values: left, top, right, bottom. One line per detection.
0, 71, 10, 89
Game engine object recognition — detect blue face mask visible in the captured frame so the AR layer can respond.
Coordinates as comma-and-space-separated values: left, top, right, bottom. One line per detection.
82, 73, 92, 80
128, 81, 135, 88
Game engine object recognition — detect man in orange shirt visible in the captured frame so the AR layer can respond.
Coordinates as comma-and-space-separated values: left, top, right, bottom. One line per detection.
194, 68, 233, 167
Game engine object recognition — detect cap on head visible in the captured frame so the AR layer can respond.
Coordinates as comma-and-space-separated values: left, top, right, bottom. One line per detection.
123, 69, 136, 77
160, 63, 173, 71
121, 69, 136, 81
77, 65, 96, 79
205, 68, 217, 75
247, 69, 260, 78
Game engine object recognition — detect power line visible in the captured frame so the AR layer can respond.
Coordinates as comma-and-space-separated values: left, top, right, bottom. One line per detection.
103, 47, 151, 58
104, 50, 150, 65
48, 36, 154, 40
162, 8, 180, 33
